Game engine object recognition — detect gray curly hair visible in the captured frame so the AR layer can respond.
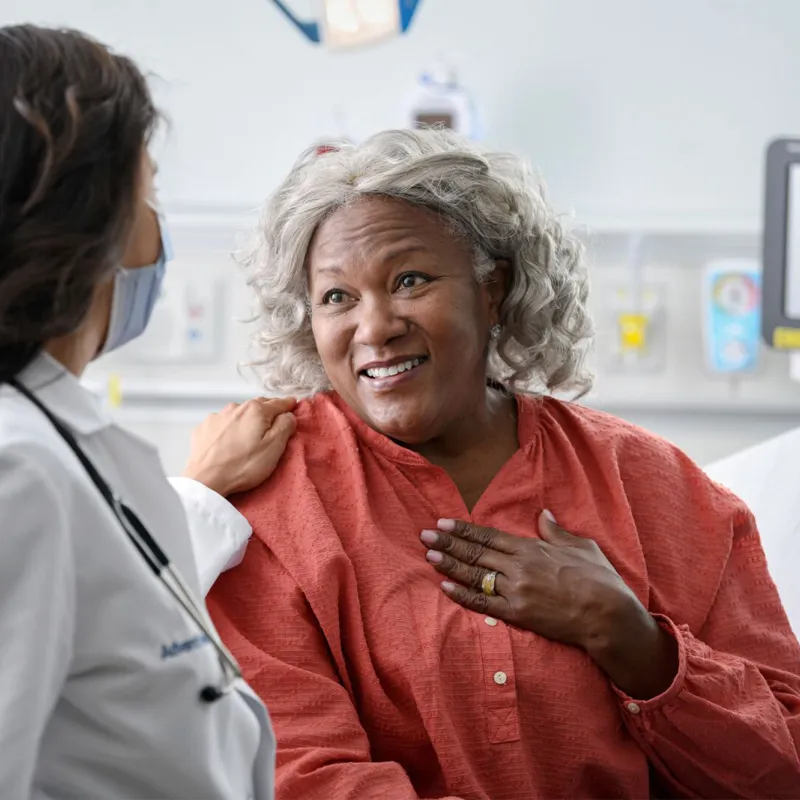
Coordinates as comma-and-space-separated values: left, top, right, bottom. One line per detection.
243, 128, 594, 397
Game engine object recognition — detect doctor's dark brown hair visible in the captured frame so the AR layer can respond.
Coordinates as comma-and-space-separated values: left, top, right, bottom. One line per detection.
0, 25, 157, 378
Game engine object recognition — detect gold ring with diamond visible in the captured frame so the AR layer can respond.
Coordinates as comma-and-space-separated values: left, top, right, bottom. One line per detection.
481, 570, 498, 597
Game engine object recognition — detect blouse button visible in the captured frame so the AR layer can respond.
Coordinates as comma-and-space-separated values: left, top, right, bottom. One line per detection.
484, 617, 498, 626
626, 702, 641, 715
493, 671, 508, 685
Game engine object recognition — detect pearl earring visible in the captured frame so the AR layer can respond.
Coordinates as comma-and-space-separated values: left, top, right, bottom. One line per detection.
490, 324, 502, 340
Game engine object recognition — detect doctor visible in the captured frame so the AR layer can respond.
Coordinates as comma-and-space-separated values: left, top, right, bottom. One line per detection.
0, 24, 294, 799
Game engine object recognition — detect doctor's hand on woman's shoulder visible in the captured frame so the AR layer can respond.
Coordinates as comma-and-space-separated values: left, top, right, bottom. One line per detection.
183, 397, 297, 498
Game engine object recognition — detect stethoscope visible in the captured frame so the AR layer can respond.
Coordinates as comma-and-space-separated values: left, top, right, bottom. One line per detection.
8, 378, 241, 704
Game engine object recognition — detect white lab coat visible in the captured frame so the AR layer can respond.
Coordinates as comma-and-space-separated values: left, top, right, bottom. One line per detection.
0, 352, 275, 799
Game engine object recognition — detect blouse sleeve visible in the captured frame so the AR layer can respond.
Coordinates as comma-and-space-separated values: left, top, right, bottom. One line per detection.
615, 510, 800, 798
207, 537, 465, 800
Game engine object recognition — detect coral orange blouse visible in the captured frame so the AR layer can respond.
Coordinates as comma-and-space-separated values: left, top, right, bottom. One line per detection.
208, 393, 800, 799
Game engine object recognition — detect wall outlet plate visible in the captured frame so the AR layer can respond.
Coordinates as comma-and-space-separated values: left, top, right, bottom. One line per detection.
119, 274, 225, 365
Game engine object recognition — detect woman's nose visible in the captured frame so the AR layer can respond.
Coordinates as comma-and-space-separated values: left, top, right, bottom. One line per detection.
352, 296, 409, 347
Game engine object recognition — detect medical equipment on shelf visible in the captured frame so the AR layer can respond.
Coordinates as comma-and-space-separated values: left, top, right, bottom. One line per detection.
606, 235, 666, 373
271, 0, 422, 49
703, 260, 761, 374
762, 138, 800, 349
607, 285, 665, 372
760, 138, 800, 381
406, 60, 480, 139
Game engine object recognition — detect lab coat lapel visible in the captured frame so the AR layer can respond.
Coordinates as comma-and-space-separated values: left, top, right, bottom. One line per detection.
18, 352, 112, 436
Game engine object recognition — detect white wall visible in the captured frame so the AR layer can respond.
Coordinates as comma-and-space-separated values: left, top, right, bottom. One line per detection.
5, 0, 800, 474
6, 0, 800, 224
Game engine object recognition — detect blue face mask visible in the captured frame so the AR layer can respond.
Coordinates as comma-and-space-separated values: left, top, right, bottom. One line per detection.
100, 213, 173, 355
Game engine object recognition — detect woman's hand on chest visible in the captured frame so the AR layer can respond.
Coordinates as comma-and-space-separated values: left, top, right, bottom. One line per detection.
419, 512, 679, 699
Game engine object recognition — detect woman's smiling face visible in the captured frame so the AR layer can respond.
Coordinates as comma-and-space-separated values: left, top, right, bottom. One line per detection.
307, 196, 505, 444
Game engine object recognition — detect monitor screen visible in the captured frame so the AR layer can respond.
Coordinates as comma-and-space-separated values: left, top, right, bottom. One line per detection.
761, 138, 800, 347
785, 163, 800, 319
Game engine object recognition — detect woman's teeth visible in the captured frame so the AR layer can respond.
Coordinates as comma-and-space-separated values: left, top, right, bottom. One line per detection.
364, 357, 424, 379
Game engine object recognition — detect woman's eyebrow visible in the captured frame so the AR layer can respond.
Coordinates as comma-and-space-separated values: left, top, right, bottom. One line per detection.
313, 265, 345, 276
380, 243, 435, 262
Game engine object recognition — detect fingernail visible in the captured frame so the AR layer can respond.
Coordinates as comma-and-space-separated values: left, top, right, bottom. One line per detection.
426, 550, 443, 564
420, 530, 438, 545
543, 509, 556, 523
441, 581, 456, 592
437, 519, 456, 531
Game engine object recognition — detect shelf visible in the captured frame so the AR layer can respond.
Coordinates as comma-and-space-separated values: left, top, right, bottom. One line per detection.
83, 379, 262, 408
584, 398, 800, 417
573, 211, 760, 237
83, 379, 800, 417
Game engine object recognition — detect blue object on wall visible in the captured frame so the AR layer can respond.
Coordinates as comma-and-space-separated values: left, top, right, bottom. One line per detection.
398, 0, 423, 32
704, 261, 763, 374
269, 0, 423, 46
271, 0, 321, 43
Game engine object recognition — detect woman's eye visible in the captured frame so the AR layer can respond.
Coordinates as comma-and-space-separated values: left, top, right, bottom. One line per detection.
397, 273, 429, 291
322, 290, 347, 305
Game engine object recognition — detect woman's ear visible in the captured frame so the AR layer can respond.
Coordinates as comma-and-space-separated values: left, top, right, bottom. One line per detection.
485, 259, 511, 326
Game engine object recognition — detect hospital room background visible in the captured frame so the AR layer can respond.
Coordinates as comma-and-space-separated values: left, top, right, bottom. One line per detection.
4, 0, 800, 477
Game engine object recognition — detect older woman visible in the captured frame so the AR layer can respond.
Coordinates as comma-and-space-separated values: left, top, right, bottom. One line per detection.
208, 129, 800, 799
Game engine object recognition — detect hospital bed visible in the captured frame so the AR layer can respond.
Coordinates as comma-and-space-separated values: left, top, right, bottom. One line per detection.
706, 434, 800, 635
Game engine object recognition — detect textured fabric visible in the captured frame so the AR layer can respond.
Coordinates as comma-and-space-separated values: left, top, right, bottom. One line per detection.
208, 392, 800, 800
